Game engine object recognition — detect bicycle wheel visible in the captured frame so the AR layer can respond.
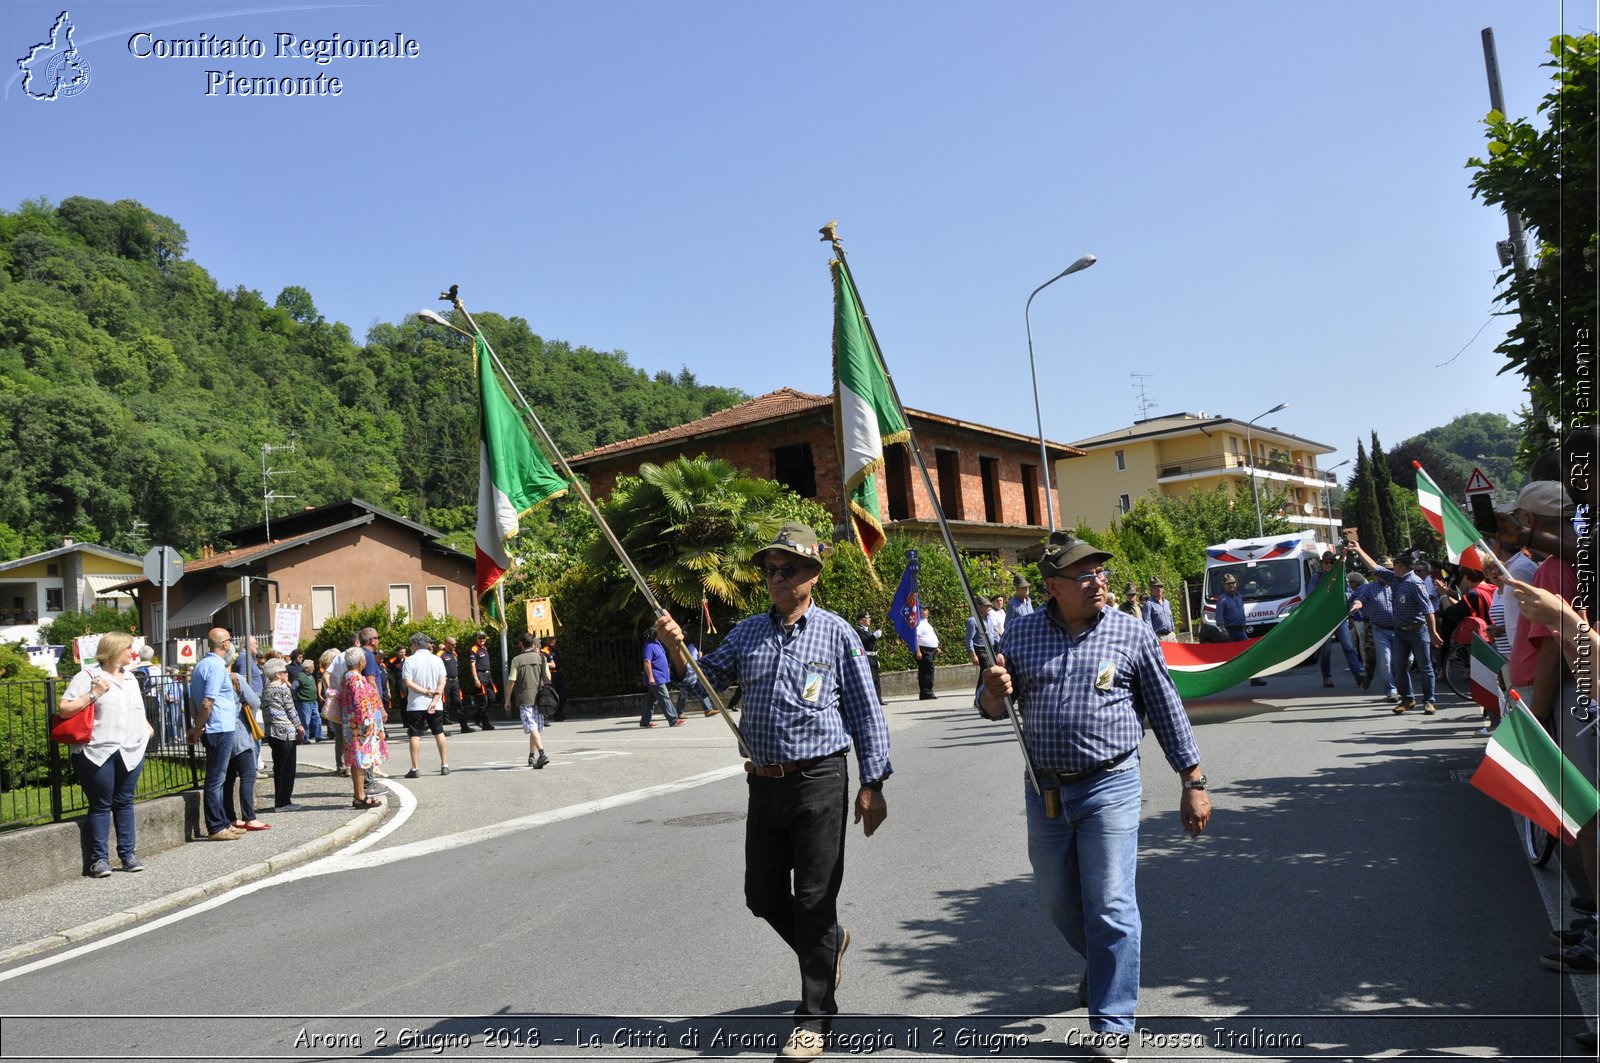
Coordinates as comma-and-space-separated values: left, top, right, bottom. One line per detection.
1521, 814, 1557, 867
1441, 644, 1472, 701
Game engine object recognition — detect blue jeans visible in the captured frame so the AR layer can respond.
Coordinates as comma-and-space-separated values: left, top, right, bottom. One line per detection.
641, 684, 678, 726
297, 700, 322, 741
201, 730, 234, 833
1026, 755, 1142, 1035
1318, 620, 1365, 681
1370, 626, 1396, 696
672, 685, 713, 716
745, 751, 849, 1031
1390, 626, 1435, 703
72, 751, 144, 868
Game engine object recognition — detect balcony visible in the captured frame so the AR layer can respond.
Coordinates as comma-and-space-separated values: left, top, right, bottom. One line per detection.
1155, 453, 1332, 484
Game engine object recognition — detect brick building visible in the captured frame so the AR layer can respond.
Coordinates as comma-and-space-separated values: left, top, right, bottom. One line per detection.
568, 388, 1082, 560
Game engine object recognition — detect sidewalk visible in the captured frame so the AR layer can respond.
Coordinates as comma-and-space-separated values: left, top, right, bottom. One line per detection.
0, 760, 383, 966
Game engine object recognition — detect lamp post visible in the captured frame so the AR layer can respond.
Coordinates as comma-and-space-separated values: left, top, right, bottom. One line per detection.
1025, 254, 1097, 531
1321, 458, 1351, 531
1245, 401, 1290, 536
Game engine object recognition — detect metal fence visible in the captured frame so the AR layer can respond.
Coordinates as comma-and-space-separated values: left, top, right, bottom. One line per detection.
0, 676, 201, 832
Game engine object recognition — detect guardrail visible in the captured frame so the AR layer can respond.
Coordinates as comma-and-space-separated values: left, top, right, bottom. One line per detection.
0, 677, 201, 831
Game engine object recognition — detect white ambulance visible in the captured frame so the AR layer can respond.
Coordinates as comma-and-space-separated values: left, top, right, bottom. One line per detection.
1199, 531, 1334, 640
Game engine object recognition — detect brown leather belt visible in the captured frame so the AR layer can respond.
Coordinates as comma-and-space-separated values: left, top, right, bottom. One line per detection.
1047, 749, 1135, 787
746, 749, 846, 779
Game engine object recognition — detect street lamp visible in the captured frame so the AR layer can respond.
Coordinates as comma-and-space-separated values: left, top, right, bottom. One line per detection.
1321, 458, 1351, 530
1025, 254, 1097, 531
1245, 401, 1290, 536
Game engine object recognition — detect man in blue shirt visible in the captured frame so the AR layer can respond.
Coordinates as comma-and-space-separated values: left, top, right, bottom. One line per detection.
1007, 575, 1035, 619
1351, 566, 1398, 700
640, 630, 679, 728
1308, 551, 1368, 689
187, 627, 246, 840
1348, 542, 1441, 714
1215, 574, 1266, 686
979, 533, 1208, 1058
656, 522, 889, 1061
1140, 578, 1174, 639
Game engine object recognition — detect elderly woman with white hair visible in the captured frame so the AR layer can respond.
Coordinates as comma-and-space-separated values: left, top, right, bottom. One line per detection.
56, 632, 154, 878
340, 645, 388, 808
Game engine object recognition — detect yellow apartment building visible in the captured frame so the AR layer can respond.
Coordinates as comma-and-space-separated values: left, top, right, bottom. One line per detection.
1055, 411, 1339, 533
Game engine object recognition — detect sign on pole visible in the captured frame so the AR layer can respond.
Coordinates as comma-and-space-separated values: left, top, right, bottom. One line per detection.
525, 597, 555, 638
272, 604, 303, 654
141, 546, 184, 588
74, 633, 103, 667
1464, 467, 1495, 495
174, 639, 200, 667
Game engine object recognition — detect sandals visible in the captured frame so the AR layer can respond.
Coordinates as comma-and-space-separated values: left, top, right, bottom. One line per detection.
351, 797, 382, 809
241, 821, 271, 831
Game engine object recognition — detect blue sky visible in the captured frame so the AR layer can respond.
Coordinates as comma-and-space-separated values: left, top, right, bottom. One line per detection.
2, 1, 1588, 471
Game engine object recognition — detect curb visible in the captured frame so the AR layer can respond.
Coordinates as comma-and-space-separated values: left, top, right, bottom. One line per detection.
0, 805, 386, 968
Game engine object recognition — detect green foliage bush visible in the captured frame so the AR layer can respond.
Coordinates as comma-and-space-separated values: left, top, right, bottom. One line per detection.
0, 642, 53, 790
39, 605, 141, 670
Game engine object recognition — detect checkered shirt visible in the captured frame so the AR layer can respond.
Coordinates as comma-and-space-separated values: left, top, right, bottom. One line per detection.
997, 602, 1200, 775
1372, 569, 1434, 626
1351, 580, 1395, 626
689, 604, 891, 783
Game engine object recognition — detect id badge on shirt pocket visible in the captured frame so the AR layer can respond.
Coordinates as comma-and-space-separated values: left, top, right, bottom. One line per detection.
803, 661, 832, 703
1094, 659, 1116, 691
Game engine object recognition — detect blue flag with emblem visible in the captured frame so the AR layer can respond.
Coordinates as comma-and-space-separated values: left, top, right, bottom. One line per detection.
890, 550, 921, 655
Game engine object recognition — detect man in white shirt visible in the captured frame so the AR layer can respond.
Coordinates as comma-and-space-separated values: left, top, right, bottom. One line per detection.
400, 633, 450, 778
915, 605, 939, 700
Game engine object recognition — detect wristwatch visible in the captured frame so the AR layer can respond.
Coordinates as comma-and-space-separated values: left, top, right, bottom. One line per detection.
1182, 774, 1208, 791
861, 779, 884, 792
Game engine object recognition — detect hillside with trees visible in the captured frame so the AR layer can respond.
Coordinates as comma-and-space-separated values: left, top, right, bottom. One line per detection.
0, 196, 745, 560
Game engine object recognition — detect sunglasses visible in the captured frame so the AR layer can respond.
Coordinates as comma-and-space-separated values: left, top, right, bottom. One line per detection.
761, 563, 808, 581
1055, 568, 1109, 587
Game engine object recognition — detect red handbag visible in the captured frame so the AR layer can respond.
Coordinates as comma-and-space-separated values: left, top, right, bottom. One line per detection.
49, 703, 95, 745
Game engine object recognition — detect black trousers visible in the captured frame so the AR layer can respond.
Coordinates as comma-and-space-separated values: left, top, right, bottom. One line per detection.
917, 648, 938, 697
443, 678, 464, 723
745, 752, 849, 1030
266, 736, 298, 808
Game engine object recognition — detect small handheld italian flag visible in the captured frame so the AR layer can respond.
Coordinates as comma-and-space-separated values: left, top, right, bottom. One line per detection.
1469, 632, 1507, 721
1413, 461, 1484, 571
1470, 691, 1600, 846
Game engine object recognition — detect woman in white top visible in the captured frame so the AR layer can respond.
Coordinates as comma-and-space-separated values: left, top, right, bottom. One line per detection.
57, 631, 154, 878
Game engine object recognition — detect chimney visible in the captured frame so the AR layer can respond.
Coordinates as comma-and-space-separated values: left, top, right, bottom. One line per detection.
61, 536, 74, 548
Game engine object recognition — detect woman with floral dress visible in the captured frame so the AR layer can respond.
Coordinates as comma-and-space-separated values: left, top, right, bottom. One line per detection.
340, 646, 387, 808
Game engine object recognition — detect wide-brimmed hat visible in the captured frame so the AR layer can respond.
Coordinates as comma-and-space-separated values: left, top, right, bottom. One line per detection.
754, 522, 829, 565
1038, 531, 1113, 578
1515, 480, 1575, 519
1149, 577, 1164, 588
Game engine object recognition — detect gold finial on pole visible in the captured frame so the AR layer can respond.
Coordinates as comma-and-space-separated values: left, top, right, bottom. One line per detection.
819, 220, 842, 252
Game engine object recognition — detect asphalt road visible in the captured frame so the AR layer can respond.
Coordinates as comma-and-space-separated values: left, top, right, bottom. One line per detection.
0, 669, 1589, 1061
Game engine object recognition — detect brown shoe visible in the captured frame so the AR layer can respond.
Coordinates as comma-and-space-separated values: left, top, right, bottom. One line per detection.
704, 709, 720, 717
207, 827, 244, 841
779, 1028, 825, 1060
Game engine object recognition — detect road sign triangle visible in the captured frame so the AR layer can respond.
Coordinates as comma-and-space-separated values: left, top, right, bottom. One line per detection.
1464, 467, 1495, 494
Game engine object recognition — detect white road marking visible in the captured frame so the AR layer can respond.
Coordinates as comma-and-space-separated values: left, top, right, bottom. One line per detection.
0, 763, 744, 982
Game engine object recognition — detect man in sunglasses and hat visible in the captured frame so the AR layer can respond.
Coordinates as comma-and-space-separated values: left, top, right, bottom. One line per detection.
656, 522, 890, 1060
978, 531, 1208, 1059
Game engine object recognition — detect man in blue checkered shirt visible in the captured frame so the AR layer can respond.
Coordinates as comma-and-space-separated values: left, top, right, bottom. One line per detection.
656, 522, 889, 1061
979, 532, 1208, 1057
1347, 541, 1441, 715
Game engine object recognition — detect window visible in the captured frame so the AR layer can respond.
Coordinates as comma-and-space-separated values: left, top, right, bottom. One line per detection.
885, 445, 912, 521
935, 449, 964, 519
771, 443, 817, 498
46, 563, 59, 576
1021, 464, 1040, 525
1114, 450, 1126, 472
426, 586, 448, 617
388, 584, 413, 620
311, 586, 336, 628
45, 587, 63, 612
1119, 493, 1132, 515
979, 456, 1002, 523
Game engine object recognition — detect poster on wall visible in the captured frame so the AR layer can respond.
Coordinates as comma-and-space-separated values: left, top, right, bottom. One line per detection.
272, 605, 303, 655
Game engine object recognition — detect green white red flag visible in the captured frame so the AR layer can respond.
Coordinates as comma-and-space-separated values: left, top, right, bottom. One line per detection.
475, 334, 568, 624
1471, 697, 1600, 845
1413, 462, 1484, 571
1469, 632, 1507, 718
831, 258, 908, 559
1160, 558, 1351, 698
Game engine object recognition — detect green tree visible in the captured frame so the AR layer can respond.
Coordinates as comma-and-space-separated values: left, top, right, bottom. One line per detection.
1467, 33, 1598, 452
1346, 442, 1388, 557
0, 642, 51, 789
1369, 432, 1402, 552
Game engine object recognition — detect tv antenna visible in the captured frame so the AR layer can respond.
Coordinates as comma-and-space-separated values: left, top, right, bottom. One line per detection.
1131, 373, 1158, 419
261, 437, 297, 542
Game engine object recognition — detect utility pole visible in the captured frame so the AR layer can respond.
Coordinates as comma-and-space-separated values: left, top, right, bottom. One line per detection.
261, 438, 297, 542
129, 520, 148, 553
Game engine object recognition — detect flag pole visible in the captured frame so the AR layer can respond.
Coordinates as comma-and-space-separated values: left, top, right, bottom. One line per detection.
821, 223, 1053, 814
440, 292, 751, 758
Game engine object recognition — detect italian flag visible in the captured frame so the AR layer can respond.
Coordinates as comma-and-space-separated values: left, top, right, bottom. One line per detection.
1160, 559, 1352, 698
1469, 632, 1507, 719
831, 258, 908, 559
1471, 697, 1600, 845
475, 335, 568, 624
1413, 462, 1483, 571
